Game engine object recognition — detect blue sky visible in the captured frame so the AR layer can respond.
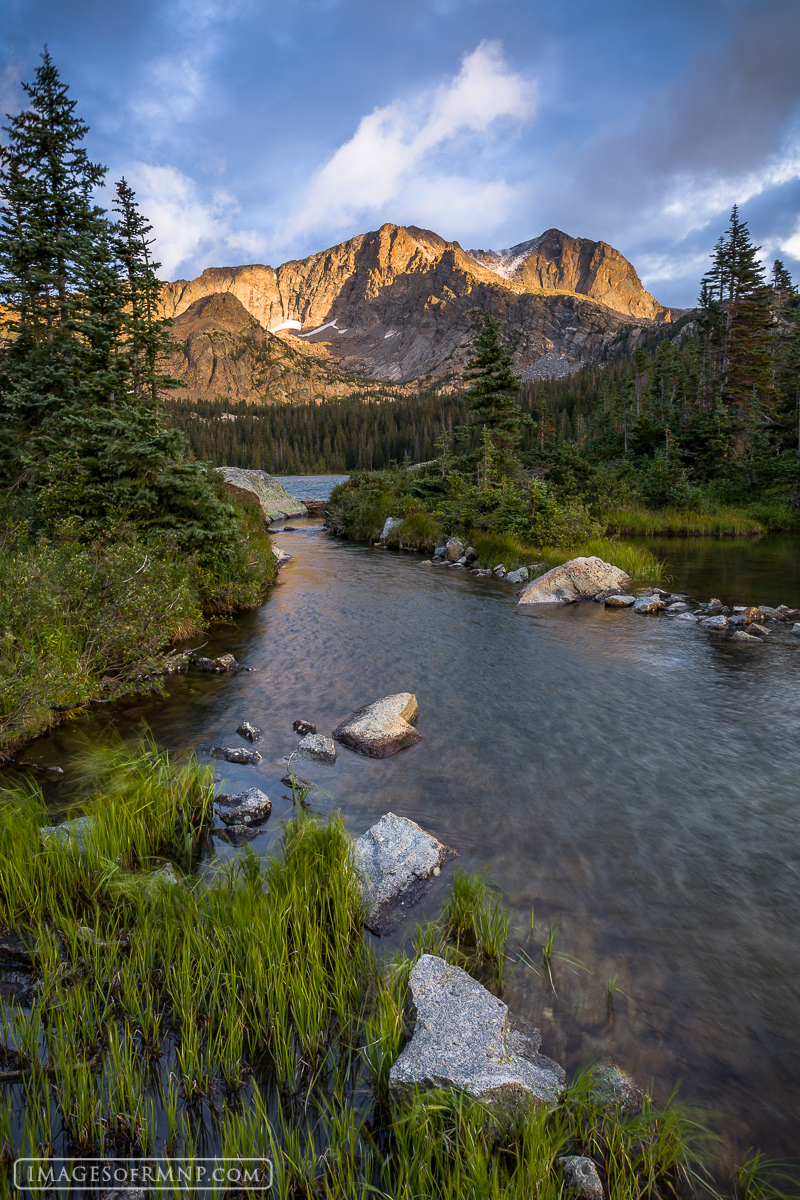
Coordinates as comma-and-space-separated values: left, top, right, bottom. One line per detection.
2, 0, 799, 306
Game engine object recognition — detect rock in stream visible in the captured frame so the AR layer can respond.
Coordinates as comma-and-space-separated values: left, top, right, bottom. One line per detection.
388, 954, 565, 1115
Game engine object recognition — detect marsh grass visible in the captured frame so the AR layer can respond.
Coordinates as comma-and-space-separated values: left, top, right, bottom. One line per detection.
604, 505, 771, 537
0, 739, 765, 1198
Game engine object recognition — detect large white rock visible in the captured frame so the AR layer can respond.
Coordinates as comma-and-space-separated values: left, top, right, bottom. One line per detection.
333, 693, 422, 758
352, 813, 455, 934
216, 467, 306, 523
518, 557, 631, 606
389, 955, 565, 1115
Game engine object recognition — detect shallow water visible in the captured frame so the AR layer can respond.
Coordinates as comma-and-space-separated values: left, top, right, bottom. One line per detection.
28, 498, 800, 1168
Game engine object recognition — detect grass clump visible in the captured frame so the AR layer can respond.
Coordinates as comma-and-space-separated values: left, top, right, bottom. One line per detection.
0, 738, 774, 1198
605, 505, 768, 537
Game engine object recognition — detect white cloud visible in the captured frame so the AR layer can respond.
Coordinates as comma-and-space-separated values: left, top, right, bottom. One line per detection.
780, 217, 800, 262
122, 163, 266, 277
282, 41, 537, 242
657, 146, 800, 236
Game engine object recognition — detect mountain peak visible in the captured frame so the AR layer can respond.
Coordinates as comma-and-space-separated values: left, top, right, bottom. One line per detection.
466, 229, 665, 320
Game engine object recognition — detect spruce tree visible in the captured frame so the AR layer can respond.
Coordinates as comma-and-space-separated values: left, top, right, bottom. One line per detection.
0, 52, 247, 567
699, 206, 774, 417
463, 313, 528, 468
0, 48, 110, 484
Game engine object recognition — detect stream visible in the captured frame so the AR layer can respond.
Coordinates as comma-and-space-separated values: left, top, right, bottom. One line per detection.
26, 479, 800, 1168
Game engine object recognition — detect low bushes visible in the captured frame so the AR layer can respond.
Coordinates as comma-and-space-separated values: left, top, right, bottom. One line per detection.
330, 469, 667, 585
0, 498, 277, 751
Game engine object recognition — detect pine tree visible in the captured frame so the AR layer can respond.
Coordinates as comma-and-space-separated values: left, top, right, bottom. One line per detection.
698, 206, 774, 416
0, 52, 248, 565
0, 48, 111, 483
463, 313, 528, 469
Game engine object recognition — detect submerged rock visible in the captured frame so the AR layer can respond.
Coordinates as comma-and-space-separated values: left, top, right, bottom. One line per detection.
205, 746, 262, 765
389, 954, 565, 1115
589, 1061, 643, 1116
194, 653, 237, 673
352, 813, 455, 934
296, 733, 337, 763
333, 693, 422, 758
280, 772, 314, 790
558, 1156, 604, 1200
673, 612, 699, 623
730, 630, 761, 643
518, 557, 631, 606
216, 787, 272, 826
293, 719, 317, 735
236, 721, 263, 743
0, 929, 35, 967
604, 594, 635, 608
216, 824, 260, 846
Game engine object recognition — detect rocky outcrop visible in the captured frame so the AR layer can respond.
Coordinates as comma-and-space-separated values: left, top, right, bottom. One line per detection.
162, 223, 670, 388
164, 292, 366, 403
352, 813, 455, 934
333, 693, 422, 758
215, 466, 305, 523
389, 954, 565, 1115
518, 558, 631, 605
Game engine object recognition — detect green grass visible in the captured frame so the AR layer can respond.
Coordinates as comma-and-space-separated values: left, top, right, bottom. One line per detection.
542, 536, 667, 586
603, 503, 800, 537
0, 500, 277, 752
0, 737, 750, 1198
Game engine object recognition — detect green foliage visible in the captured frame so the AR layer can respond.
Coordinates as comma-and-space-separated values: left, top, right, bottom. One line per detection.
0, 744, 723, 1193
0, 55, 278, 747
464, 313, 530, 469
0, 53, 259, 557
0, 502, 276, 750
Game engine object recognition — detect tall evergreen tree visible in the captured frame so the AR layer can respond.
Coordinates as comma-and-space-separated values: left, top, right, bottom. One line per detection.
0, 48, 111, 483
699, 205, 774, 416
0, 52, 246, 563
463, 313, 528, 468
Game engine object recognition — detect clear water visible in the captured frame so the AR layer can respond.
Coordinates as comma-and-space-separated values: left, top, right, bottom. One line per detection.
27, 490, 800, 1168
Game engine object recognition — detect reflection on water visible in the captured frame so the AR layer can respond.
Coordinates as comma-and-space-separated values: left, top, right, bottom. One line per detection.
29, 511, 800, 1167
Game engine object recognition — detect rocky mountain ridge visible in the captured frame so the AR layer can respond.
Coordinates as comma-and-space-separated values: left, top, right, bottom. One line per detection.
162, 223, 672, 399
